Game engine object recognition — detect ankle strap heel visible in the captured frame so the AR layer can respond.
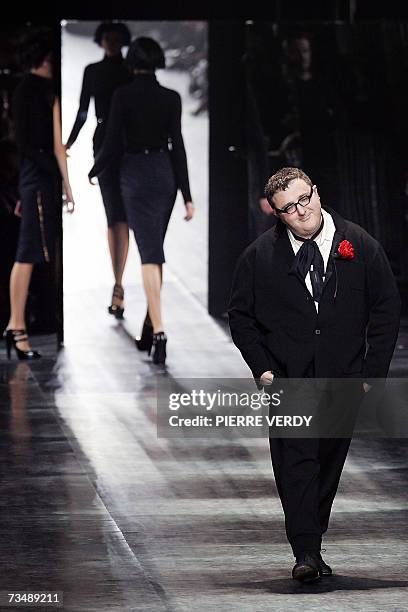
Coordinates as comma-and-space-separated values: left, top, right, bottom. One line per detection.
108, 283, 125, 319
3, 329, 41, 361
151, 332, 167, 365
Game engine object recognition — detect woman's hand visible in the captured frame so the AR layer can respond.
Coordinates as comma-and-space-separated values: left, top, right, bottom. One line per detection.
184, 201, 194, 221
14, 200, 22, 217
63, 183, 75, 214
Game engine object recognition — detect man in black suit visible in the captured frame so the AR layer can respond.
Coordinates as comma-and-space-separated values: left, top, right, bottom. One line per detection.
228, 167, 401, 582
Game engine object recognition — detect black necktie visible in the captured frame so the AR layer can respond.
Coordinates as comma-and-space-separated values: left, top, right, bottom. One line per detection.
290, 216, 325, 303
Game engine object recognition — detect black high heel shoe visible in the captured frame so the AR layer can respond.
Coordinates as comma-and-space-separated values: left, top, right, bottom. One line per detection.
108, 283, 124, 319
3, 329, 41, 360
151, 332, 167, 365
135, 319, 153, 352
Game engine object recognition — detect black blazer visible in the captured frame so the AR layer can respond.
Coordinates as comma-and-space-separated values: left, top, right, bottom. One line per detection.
88, 74, 192, 203
228, 207, 401, 380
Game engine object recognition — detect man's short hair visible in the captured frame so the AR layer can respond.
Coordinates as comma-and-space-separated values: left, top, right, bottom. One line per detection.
265, 167, 313, 207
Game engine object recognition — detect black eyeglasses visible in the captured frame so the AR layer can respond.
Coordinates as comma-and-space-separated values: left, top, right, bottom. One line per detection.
275, 185, 315, 215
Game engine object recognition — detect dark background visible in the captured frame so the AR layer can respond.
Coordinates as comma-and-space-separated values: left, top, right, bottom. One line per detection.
210, 11, 408, 316
1, 1, 407, 340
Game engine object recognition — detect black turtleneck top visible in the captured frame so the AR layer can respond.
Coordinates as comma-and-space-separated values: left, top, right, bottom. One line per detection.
66, 54, 131, 149
89, 73, 192, 203
12, 73, 56, 173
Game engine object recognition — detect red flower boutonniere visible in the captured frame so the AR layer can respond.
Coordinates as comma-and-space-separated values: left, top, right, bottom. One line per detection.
335, 239, 354, 260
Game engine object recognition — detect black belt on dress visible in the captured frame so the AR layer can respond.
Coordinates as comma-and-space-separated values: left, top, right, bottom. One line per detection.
127, 146, 167, 154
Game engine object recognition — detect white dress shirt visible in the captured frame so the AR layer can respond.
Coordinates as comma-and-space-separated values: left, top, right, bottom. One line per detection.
287, 208, 336, 312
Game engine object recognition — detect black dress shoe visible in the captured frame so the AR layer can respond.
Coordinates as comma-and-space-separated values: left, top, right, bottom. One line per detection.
317, 551, 333, 576
292, 552, 321, 583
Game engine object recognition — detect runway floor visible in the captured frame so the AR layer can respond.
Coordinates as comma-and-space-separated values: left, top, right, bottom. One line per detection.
0, 280, 407, 611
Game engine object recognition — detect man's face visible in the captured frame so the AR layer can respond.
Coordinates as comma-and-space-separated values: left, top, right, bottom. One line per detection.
294, 37, 312, 71
271, 178, 322, 238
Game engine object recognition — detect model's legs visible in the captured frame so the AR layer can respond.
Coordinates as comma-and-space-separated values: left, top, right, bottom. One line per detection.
141, 264, 163, 333
7, 262, 34, 351
107, 222, 129, 307
98, 157, 129, 309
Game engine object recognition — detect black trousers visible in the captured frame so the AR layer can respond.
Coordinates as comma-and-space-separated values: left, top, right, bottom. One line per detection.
269, 435, 351, 557
268, 368, 363, 557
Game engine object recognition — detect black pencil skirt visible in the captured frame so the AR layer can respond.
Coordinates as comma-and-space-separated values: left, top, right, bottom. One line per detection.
120, 150, 177, 264
93, 126, 127, 228
15, 158, 59, 264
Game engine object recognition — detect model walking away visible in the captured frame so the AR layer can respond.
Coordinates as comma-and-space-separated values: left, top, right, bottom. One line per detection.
65, 22, 131, 319
4, 32, 75, 360
89, 37, 194, 365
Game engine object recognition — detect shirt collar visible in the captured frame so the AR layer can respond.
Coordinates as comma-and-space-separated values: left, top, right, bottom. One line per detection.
319, 208, 336, 245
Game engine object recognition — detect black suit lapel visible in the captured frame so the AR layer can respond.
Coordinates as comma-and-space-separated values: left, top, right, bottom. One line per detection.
274, 220, 297, 270
321, 206, 346, 294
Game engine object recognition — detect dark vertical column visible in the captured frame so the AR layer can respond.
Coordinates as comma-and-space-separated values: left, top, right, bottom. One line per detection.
0, 27, 22, 333
54, 21, 64, 347
208, 20, 248, 317
26, 22, 63, 341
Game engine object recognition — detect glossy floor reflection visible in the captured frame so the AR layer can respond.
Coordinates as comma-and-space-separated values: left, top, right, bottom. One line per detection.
0, 301, 407, 610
